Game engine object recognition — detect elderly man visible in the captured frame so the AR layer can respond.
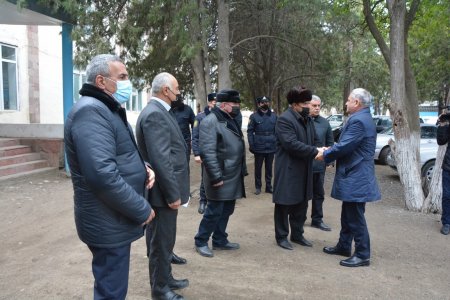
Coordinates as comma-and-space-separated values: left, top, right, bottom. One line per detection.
64, 54, 155, 299
309, 95, 334, 231
136, 72, 190, 300
194, 89, 247, 258
192, 93, 217, 214
319, 88, 381, 267
247, 96, 277, 195
273, 86, 322, 250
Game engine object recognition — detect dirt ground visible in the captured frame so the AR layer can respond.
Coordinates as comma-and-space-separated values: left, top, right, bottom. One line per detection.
0, 153, 449, 300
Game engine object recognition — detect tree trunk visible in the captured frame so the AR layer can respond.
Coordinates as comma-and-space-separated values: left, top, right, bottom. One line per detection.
217, 0, 232, 90
191, 52, 207, 112
422, 145, 445, 213
388, 0, 424, 211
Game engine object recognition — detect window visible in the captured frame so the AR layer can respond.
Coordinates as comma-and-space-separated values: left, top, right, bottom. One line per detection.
0, 44, 18, 110
73, 70, 87, 103
125, 88, 143, 112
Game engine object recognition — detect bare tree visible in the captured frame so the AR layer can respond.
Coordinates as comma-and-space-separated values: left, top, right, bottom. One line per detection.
217, 0, 232, 89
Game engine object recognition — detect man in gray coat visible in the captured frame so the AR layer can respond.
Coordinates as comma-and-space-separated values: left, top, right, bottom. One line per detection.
136, 72, 190, 300
194, 89, 247, 258
273, 86, 323, 250
65, 54, 155, 299
318, 88, 381, 267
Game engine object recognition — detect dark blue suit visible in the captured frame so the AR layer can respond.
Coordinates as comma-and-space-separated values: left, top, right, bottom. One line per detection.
324, 107, 381, 259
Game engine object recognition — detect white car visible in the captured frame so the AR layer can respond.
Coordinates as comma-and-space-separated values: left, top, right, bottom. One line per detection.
326, 114, 343, 129
375, 124, 437, 165
386, 132, 438, 184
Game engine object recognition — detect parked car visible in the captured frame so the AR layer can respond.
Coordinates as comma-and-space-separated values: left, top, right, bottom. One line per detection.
386, 131, 438, 185
372, 115, 393, 133
326, 114, 343, 129
374, 124, 437, 165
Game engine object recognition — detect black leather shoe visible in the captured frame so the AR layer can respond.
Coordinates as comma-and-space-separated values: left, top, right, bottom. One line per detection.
255, 188, 261, 195
198, 201, 206, 214
171, 253, 187, 265
311, 221, 332, 231
277, 239, 293, 250
323, 246, 351, 257
441, 224, 450, 235
168, 278, 189, 290
212, 242, 240, 250
291, 236, 313, 247
195, 245, 214, 257
265, 187, 273, 193
152, 290, 184, 300
340, 255, 370, 267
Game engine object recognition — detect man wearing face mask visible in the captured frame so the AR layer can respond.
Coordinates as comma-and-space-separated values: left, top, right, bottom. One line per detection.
247, 96, 277, 195
194, 89, 248, 258
136, 72, 190, 300
64, 54, 155, 299
273, 86, 323, 250
172, 98, 195, 164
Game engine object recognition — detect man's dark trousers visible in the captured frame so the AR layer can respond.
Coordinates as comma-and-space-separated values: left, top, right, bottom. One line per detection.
442, 169, 450, 225
311, 172, 325, 223
88, 244, 131, 300
338, 201, 370, 259
195, 200, 236, 247
148, 206, 177, 297
274, 201, 308, 242
254, 153, 274, 190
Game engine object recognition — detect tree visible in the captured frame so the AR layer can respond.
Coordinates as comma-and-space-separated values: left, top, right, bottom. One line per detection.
363, 0, 424, 211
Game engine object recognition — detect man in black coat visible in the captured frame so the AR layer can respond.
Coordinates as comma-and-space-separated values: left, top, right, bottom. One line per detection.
273, 86, 323, 250
437, 111, 450, 235
172, 102, 195, 164
65, 54, 155, 299
136, 72, 190, 300
309, 95, 334, 231
194, 89, 247, 258
247, 96, 277, 195
192, 93, 217, 214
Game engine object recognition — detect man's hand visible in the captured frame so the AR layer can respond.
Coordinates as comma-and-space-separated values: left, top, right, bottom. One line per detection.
145, 166, 155, 189
141, 209, 156, 226
168, 199, 181, 210
315, 147, 328, 161
194, 156, 202, 163
213, 180, 224, 187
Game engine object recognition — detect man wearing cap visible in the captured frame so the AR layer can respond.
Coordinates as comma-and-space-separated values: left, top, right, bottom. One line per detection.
273, 86, 323, 250
309, 95, 334, 231
194, 89, 247, 257
192, 93, 217, 214
247, 96, 277, 195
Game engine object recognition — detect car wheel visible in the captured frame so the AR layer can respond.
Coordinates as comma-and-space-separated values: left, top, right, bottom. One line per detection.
421, 160, 435, 184
379, 146, 391, 165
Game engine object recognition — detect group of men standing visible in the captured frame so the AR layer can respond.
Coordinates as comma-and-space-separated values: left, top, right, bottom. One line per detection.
65, 54, 381, 300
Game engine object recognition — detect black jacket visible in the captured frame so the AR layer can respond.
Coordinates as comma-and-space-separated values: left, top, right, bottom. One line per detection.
199, 107, 247, 201
64, 84, 151, 248
173, 104, 195, 154
192, 106, 211, 156
437, 124, 450, 172
273, 108, 319, 205
247, 109, 277, 154
312, 115, 334, 173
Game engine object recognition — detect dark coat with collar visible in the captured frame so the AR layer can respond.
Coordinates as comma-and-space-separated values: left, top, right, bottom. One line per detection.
192, 106, 211, 156
247, 108, 277, 154
199, 107, 247, 201
64, 83, 151, 248
437, 124, 450, 171
324, 107, 381, 202
312, 115, 334, 173
273, 107, 319, 205
136, 98, 190, 207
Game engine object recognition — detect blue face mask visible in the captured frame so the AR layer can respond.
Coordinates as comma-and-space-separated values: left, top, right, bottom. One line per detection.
105, 77, 133, 104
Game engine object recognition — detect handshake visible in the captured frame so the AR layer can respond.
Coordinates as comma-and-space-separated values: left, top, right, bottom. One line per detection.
315, 147, 329, 161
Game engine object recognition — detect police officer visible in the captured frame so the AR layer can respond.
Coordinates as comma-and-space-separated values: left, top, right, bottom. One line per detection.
247, 96, 277, 195
192, 93, 217, 214
172, 98, 196, 164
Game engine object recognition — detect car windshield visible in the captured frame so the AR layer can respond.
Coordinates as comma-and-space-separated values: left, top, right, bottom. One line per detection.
420, 126, 437, 139
380, 127, 393, 134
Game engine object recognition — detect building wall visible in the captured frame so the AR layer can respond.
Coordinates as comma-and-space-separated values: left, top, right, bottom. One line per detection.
38, 26, 63, 124
0, 25, 30, 123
